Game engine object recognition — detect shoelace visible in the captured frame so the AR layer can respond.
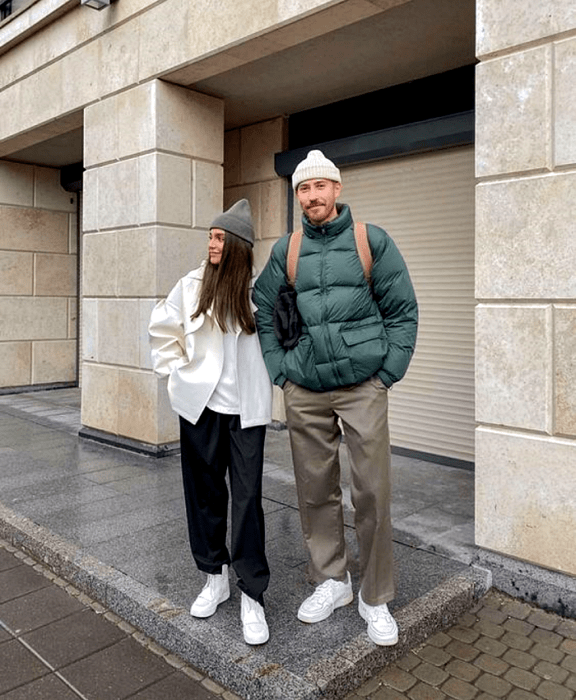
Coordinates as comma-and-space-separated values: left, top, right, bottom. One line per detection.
311, 579, 338, 602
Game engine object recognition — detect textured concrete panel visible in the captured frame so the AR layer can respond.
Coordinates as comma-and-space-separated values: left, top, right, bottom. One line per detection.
477, 0, 576, 57
476, 174, 576, 299
34, 253, 77, 297
476, 47, 550, 177
476, 305, 550, 432
224, 129, 241, 188
0, 251, 33, 295
476, 427, 576, 575
554, 306, 576, 437
117, 369, 162, 443
260, 178, 286, 240
0, 207, 69, 253
0, 162, 34, 206
97, 299, 140, 367
116, 229, 156, 298
154, 227, 205, 297
32, 339, 77, 384
0, 342, 31, 387
0, 297, 68, 341
81, 299, 98, 361
97, 160, 140, 230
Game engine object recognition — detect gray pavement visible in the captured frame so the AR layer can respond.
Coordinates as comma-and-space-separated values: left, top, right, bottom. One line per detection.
0, 387, 487, 699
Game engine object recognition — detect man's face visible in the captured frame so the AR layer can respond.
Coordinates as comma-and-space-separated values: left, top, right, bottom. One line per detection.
208, 228, 226, 265
296, 178, 342, 226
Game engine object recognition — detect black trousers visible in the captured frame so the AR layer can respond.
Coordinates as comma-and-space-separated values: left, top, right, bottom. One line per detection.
179, 410, 269, 605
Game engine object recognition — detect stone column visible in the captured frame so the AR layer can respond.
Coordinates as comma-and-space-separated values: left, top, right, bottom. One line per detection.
475, 2, 576, 574
81, 80, 224, 452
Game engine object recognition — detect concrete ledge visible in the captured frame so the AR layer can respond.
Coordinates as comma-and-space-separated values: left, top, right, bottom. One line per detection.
474, 548, 576, 619
0, 502, 488, 699
79, 426, 180, 457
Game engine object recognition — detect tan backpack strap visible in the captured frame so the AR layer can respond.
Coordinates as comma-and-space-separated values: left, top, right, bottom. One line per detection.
354, 222, 373, 284
286, 230, 303, 287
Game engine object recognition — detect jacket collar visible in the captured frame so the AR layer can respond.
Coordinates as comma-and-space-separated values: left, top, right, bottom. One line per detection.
301, 203, 352, 239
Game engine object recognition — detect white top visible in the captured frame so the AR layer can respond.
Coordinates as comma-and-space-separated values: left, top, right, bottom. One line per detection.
207, 329, 241, 414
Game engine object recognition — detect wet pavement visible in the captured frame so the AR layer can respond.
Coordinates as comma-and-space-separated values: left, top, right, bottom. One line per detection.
2, 387, 571, 698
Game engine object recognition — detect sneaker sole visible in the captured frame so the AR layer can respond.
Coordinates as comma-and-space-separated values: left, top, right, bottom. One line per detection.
297, 591, 354, 623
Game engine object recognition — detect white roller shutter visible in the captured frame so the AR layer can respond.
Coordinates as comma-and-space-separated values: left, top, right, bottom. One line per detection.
340, 146, 475, 464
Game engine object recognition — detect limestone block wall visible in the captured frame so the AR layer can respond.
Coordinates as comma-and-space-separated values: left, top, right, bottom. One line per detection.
224, 117, 288, 421
475, 1, 576, 575
0, 161, 77, 389
81, 80, 224, 447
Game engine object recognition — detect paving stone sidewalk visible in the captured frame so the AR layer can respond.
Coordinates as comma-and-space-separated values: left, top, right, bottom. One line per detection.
345, 591, 576, 700
3, 533, 576, 700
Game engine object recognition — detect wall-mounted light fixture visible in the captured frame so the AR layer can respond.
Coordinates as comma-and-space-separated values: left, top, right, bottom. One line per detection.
80, 0, 110, 9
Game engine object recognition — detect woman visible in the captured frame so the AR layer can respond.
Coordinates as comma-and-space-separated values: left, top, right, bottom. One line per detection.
148, 199, 272, 645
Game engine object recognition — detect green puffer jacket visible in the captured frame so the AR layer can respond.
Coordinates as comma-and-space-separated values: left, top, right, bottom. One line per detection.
253, 204, 418, 392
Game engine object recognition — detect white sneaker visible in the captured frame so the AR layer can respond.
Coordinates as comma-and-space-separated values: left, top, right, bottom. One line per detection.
190, 565, 230, 618
241, 593, 269, 645
297, 572, 353, 623
358, 591, 398, 646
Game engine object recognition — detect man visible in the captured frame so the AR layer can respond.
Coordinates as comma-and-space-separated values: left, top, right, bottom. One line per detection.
253, 150, 418, 645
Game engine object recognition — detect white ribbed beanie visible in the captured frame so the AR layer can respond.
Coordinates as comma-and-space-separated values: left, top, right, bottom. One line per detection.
291, 150, 341, 191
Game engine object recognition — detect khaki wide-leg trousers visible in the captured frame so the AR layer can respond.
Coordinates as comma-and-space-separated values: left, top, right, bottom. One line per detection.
284, 375, 394, 606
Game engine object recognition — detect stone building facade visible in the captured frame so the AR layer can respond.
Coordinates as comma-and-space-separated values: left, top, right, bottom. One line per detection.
0, 0, 574, 581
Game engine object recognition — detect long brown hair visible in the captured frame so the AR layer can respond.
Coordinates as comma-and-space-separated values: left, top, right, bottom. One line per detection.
191, 232, 256, 334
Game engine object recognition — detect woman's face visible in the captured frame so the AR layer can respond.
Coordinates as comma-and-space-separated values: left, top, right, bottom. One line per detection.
208, 228, 226, 265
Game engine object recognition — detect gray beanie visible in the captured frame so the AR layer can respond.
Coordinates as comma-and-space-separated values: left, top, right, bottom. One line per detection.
210, 199, 254, 246
292, 150, 341, 191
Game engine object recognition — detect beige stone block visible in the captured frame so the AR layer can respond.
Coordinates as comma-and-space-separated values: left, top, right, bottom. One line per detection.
192, 160, 223, 229
117, 369, 169, 443
155, 227, 206, 296
116, 228, 156, 297
19, 61, 63, 132
155, 82, 224, 163
68, 297, 78, 339
98, 160, 140, 230
0, 342, 31, 387
60, 40, 100, 111
0, 83, 21, 146
0, 207, 69, 253
0, 162, 34, 206
0, 297, 69, 341
476, 174, 576, 299
115, 83, 157, 161
240, 118, 286, 183
553, 37, 576, 167
97, 19, 141, 98
32, 339, 77, 384
81, 362, 119, 434
84, 97, 120, 168
477, 0, 576, 57
34, 167, 77, 213
254, 237, 279, 274
476, 427, 576, 575
139, 299, 156, 370
82, 169, 99, 232
34, 253, 77, 297
224, 129, 241, 188
81, 299, 98, 361
260, 178, 286, 240
97, 299, 140, 367
138, 153, 192, 226
0, 251, 33, 295
476, 47, 550, 177
82, 232, 118, 297
554, 306, 576, 437
476, 305, 550, 432
69, 214, 78, 255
